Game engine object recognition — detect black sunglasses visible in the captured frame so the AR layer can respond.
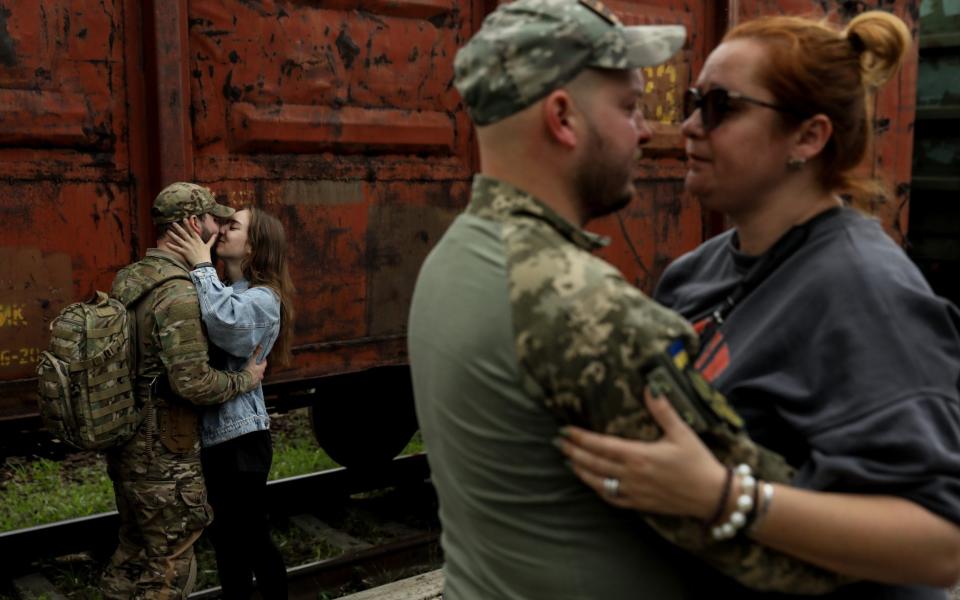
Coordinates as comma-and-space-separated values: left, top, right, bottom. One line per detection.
683, 87, 798, 131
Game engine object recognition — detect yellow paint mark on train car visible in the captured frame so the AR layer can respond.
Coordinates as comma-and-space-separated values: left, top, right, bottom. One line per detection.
226, 188, 257, 207
642, 64, 680, 124
0, 304, 27, 328
0, 347, 39, 367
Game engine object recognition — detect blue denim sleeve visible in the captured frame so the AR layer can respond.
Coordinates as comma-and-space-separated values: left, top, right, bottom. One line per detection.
189, 266, 281, 360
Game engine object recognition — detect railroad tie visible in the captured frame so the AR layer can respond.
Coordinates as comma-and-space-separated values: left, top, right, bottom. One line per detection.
12, 573, 69, 600
290, 514, 374, 555
335, 569, 443, 600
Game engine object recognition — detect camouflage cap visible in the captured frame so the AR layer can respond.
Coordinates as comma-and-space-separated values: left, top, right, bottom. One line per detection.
455, 0, 686, 126
151, 182, 235, 225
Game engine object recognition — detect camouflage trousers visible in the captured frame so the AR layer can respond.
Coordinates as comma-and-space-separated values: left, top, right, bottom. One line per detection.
102, 425, 212, 599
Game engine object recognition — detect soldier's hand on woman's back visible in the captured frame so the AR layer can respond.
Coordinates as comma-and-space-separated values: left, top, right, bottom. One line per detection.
243, 345, 268, 388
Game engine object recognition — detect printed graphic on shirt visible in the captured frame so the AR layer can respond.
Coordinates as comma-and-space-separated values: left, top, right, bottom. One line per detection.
692, 316, 730, 382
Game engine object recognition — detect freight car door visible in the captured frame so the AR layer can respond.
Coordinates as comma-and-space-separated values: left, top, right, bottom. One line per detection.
171, 0, 478, 382
0, 1, 149, 420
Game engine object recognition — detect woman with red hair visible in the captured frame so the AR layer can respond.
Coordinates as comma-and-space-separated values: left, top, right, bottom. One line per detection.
561, 11, 960, 598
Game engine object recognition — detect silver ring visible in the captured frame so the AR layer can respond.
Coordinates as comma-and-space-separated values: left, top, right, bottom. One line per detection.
602, 477, 620, 497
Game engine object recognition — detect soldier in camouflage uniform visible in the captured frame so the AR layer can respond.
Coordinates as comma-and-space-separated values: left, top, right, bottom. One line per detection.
101, 182, 268, 599
408, 1, 844, 597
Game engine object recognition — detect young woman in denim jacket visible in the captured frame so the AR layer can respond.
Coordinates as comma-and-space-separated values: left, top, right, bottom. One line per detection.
169, 207, 295, 599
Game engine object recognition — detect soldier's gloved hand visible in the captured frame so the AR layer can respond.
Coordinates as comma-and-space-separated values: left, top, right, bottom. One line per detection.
558, 388, 727, 519
243, 345, 268, 389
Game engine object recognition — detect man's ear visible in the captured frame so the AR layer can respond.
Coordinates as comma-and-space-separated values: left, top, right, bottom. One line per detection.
185, 215, 202, 235
542, 89, 580, 149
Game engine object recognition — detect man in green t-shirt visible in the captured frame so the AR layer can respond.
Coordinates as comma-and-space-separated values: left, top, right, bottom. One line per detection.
409, 1, 691, 597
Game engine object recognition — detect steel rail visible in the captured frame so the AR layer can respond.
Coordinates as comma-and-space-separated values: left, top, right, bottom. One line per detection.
188, 531, 440, 599
0, 453, 430, 571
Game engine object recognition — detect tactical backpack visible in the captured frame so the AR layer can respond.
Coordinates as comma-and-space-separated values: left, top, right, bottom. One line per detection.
36, 275, 187, 451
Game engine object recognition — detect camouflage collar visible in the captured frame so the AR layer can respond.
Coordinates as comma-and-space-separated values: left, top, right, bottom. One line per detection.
146, 248, 191, 272
467, 175, 609, 251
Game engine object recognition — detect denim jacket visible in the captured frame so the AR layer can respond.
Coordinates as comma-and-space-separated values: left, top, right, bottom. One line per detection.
190, 266, 280, 447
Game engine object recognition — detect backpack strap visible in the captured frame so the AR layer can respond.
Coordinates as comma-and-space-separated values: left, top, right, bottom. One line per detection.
122, 272, 193, 308
119, 270, 193, 393
120, 270, 194, 457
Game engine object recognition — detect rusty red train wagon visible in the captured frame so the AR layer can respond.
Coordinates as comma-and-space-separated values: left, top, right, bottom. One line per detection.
0, 0, 919, 465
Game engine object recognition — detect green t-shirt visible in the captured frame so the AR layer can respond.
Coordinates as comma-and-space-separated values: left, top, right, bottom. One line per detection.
408, 175, 691, 600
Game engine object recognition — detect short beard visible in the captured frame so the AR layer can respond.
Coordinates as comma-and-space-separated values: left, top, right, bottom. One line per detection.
574, 124, 633, 221
199, 222, 218, 262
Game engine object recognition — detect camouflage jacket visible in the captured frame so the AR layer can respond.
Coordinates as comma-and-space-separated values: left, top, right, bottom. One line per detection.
471, 175, 847, 593
111, 250, 253, 451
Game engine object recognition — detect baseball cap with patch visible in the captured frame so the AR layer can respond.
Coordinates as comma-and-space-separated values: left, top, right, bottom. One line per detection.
151, 182, 235, 225
454, 0, 686, 126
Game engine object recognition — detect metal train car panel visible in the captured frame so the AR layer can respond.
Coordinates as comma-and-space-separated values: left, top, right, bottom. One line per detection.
0, 0, 150, 421
0, 0, 922, 464
180, 0, 477, 382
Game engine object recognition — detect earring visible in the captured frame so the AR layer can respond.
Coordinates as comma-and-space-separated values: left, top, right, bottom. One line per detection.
787, 157, 806, 171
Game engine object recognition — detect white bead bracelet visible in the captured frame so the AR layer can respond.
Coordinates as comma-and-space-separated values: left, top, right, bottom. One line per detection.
711, 463, 756, 541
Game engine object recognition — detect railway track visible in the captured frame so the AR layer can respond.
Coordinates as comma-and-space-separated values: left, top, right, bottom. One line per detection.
1, 454, 442, 599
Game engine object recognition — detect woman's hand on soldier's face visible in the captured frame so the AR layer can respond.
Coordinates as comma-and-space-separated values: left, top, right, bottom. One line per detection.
168, 220, 216, 267
557, 388, 728, 520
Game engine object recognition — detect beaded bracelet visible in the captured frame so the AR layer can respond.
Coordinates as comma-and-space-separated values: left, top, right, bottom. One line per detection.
705, 466, 734, 528
746, 482, 775, 535
711, 463, 756, 541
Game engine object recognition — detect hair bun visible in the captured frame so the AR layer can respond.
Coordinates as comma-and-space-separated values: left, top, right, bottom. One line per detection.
847, 31, 867, 55
844, 11, 911, 88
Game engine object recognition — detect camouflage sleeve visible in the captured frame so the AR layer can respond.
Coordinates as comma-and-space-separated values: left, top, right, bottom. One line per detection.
508, 237, 850, 594
511, 244, 697, 437
152, 279, 254, 405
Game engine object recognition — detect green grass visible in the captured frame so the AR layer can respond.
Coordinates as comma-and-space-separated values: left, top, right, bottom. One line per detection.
0, 413, 430, 599
0, 458, 114, 532
403, 431, 424, 455
0, 410, 424, 534
269, 413, 423, 480
268, 414, 340, 480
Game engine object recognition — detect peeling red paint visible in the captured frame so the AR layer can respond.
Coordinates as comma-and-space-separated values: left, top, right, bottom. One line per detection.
0, 0, 919, 424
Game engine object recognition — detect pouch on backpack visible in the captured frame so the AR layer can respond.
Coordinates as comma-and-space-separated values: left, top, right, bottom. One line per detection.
37, 271, 188, 451
37, 291, 140, 451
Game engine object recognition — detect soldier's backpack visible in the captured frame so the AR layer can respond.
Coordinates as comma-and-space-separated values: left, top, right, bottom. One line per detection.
36, 275, 188, 451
